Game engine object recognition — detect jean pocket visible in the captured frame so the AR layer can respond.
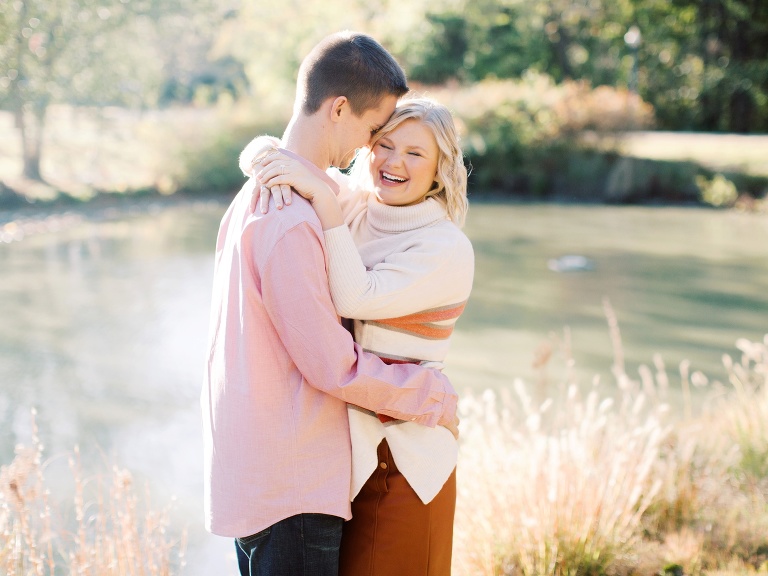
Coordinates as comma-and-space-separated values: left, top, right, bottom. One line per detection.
237, 527, 271, 547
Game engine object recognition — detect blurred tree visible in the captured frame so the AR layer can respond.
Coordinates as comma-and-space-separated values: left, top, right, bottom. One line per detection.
154, 4, 246, 106
408, 12, 468, 83
220, 1, 375, 101
467, 3, 530, 79
398, 0, 767, 132
680, 0, 767, 132
405, 0, 635, 84
0, 0, 220, 182
219, 0, 443, 104
624, 0, 768, 131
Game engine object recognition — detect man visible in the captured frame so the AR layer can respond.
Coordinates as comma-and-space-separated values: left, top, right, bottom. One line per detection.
201, 31, 459, 576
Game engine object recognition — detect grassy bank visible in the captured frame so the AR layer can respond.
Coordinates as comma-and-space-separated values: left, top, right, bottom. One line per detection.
619, 132, 768, 179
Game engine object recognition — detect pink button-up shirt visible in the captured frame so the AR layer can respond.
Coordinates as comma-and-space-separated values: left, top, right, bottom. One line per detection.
201, 157, 458, 538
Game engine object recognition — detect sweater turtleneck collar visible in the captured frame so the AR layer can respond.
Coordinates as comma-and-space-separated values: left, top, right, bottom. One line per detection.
365, 195, 448, 234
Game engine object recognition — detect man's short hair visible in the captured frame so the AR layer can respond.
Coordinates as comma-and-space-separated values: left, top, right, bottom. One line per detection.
297, 31, 408, 116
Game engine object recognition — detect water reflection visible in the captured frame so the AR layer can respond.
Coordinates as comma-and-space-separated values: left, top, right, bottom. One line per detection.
451, 203, 768, 396
0, 201, 766, 574
0, 201, 239, 573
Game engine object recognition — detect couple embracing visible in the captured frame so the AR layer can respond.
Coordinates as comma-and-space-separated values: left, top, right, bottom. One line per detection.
201, 31, 474, 576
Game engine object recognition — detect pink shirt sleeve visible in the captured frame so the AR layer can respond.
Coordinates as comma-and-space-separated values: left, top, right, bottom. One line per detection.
260, 222, 457, 427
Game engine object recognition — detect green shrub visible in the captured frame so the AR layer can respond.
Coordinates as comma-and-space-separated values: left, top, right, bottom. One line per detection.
173, 74, 658, 199
176, 119, 286, 195
173, 96, 290, 195
421, 73, 655, 195
172, 77, 768, 205
696, 173, 739, 208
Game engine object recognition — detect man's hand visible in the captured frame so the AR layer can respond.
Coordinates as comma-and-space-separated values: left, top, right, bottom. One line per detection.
250, 152, 344, 230
237, 136, 289, 214
249, 173, 293, 215
444, 414, 460, 440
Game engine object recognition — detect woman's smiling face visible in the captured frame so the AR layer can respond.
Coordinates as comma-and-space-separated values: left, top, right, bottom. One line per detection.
368, 119, 440, 207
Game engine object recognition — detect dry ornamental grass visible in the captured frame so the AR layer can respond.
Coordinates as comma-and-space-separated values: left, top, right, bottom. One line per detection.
0, 411, 186, 576
452, 313, 768, 575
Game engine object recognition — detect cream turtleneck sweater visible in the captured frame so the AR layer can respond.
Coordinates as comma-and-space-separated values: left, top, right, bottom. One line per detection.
324, 169, 474, 504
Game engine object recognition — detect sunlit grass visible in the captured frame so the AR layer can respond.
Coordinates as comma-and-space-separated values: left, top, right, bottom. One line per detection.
619, 132, 768, 178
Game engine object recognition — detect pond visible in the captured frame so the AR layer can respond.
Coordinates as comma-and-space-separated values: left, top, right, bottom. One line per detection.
1, 200, 766, 573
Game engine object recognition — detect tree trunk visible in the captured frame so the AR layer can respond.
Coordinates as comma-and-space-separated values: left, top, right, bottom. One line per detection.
16, 104, 46, 182
729, 88, 753, 133
552, 25, 574, 80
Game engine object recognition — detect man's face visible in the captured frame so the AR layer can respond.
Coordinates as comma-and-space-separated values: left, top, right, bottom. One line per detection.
332, 95, 398, 169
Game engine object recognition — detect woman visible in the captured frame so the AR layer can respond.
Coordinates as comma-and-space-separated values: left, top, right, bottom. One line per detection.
244, 97, 473, 576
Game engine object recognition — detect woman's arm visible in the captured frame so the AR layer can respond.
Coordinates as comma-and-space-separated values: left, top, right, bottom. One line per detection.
238, 136, 295, 212
256, 151, 474, 322
256, 152, 344, 230
323, 225, 475, 320
238, 135, 281, 177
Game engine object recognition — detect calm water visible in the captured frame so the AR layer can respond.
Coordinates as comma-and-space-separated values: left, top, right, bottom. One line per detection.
1, 201, 766, 573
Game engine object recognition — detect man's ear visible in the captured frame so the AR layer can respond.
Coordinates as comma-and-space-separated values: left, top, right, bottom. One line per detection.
329, 96, 349, 123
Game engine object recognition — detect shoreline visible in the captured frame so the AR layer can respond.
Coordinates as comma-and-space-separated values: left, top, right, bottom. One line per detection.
0, 190, 230, 243
1, 186, 760, 245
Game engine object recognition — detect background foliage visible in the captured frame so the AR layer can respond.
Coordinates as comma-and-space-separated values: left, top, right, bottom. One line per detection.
217, 0, 768, 133
0, 0, 222, 179
3, 0, 766, 132
0, 0, 766, 202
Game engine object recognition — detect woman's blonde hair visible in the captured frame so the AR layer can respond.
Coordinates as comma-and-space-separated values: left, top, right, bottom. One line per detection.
349, 97, 469, 227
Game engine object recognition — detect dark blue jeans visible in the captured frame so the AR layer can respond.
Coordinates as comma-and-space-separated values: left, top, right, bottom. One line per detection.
235, 513, 343, 576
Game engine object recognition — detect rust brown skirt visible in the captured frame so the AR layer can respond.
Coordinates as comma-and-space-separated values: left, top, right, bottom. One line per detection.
339, 439, 457, 576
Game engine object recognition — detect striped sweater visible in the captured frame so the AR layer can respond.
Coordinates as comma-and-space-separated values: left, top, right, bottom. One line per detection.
324, 169, 474, 504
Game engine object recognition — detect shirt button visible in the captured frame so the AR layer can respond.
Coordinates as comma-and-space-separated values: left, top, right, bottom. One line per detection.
379, 462, 388, 469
